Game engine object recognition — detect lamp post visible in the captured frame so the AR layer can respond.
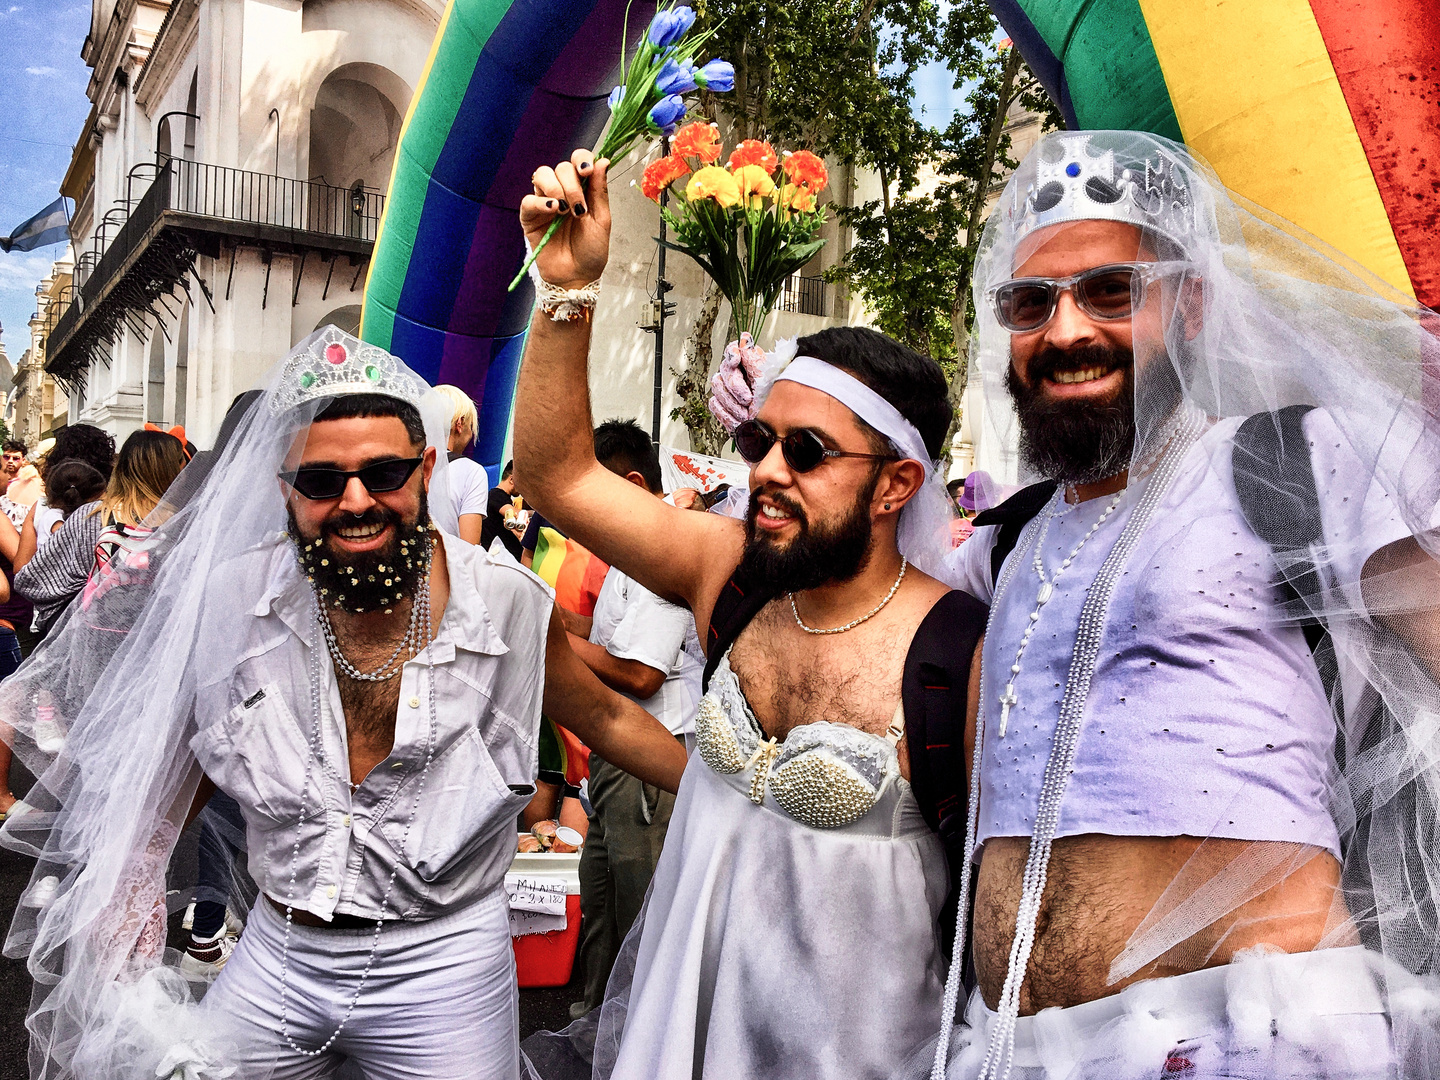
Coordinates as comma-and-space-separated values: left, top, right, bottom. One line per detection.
651, 137, 674, 445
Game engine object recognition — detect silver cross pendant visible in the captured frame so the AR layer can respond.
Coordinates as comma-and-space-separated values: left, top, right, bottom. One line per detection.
998, 682, 1017, 738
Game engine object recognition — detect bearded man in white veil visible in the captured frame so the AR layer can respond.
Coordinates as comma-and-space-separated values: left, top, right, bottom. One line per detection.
927, 129, 1440, 1080
511, 151, 989, 1080
0, 328, 686, 1080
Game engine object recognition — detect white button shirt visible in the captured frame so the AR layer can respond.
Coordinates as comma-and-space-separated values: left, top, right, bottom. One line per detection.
190, 531, 552, 922
588, 566, 703, 736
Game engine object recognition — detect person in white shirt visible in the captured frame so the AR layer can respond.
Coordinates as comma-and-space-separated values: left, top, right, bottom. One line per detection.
0, 329, 687, 1080
433, 383, 489, 545
561, 420, 704, 1015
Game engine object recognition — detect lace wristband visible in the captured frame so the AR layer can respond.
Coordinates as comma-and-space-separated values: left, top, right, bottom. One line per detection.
527, 245, 600, 322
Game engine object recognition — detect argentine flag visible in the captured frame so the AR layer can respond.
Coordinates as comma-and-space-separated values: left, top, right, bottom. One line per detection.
1, 198, 69, 254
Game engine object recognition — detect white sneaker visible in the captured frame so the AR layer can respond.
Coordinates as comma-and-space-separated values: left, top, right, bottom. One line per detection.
33, 707, 65, 755
178, 933, 236, 984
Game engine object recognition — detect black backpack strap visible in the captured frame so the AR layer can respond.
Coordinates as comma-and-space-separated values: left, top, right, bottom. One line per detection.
1232, 406, 1325, 653
972, 480, 1059, 590
703, 574, 779, 692
902, 589, 989, 959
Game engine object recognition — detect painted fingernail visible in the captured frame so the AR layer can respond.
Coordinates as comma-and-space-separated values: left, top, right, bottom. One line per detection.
574, 204, 587, 216
556, 199, 569, 212
545, 199, 556, 209
579, 161, 592, 172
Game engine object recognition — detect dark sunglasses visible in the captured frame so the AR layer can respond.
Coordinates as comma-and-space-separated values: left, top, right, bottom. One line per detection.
279, 457, 424, 501
733, 419, 896, 474
988, 262, 1180, 333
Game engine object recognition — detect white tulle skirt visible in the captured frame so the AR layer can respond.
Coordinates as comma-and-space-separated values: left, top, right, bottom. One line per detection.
538, 754, 951, 1080
907, 944, 1440, 1080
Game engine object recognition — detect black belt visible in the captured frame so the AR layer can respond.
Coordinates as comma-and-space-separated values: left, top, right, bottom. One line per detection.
266, 894, 393, 929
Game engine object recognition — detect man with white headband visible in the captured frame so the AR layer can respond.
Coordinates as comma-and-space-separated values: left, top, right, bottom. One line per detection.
925, 129, 1440, 1079
512, 150, 988, 1079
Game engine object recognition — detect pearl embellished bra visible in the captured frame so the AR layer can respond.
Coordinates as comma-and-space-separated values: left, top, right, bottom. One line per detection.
694, 652, 904, 830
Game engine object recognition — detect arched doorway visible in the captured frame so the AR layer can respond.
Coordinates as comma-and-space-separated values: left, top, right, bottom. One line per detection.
308, 64, 406, 237
314, 305, 362, 336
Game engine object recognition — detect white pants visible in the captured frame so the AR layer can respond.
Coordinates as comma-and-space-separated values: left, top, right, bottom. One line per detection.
939, 946, 1432, 1080
201, 888, 519, 1080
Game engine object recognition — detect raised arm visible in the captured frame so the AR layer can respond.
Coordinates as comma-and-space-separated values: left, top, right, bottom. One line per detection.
513, 149, 743, 616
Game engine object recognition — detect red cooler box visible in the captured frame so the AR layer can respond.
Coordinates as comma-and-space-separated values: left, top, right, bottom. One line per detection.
507, 846, 582, 988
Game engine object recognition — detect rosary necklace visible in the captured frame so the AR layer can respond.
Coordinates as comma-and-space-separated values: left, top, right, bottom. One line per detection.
790, 557, 907, 635
996, 493, 1122, 738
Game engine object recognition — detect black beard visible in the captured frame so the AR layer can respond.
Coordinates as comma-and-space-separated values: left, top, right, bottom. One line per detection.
735, 474, 878, 594
1006, 345, 1136, 485
288, 492, 432, 614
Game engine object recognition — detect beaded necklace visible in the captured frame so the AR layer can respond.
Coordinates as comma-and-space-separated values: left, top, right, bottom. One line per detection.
930, 405, 1206, 1080
789, 557, 908, 635
276, 536, 441, 1057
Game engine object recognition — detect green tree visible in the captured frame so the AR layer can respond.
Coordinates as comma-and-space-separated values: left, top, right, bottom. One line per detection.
671, 0, 947, 453
665, 0, 1060, 454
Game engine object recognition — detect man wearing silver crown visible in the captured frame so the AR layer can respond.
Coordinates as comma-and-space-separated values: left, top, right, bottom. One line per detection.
926, 129, 1440, 1078
0, 327, 687, 1080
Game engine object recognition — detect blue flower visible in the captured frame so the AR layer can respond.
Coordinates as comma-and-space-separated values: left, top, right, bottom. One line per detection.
694, 59, 734, 93
646, 94, 687, 136
655, 58, 698, 95
647, 5, 696, 48
607, 85, 625, 111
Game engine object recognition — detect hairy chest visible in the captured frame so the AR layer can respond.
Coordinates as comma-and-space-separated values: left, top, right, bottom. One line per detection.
727, 603, 908, 740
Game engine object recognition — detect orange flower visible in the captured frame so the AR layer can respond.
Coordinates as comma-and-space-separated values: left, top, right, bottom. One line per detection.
727, 139, 778, 174
672, 121, 722, 164
776, 183, 817, 213
686, 166, 742, 208
641, 154, 691, 202
732, 164, 775, 208
782, 150, 828, 194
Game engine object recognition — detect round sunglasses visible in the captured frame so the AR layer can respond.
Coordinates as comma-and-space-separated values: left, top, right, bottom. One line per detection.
279, 457, 424, 501
733, 419, 896, 473
988, 261, 1181, 333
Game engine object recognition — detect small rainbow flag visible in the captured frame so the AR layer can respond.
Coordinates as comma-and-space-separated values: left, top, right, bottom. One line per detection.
530, 526, 609, 618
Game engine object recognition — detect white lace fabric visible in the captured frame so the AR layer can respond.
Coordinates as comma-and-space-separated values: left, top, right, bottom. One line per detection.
0, 327, 463, 1079
695, 653, 902, 832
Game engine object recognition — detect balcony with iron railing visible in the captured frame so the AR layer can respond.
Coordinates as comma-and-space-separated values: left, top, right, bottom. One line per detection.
45, 157, 385, 389
777, 274, 829, 318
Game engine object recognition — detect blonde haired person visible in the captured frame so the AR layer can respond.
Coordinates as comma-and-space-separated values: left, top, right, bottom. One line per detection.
434, 383, 489, 545
15, 429, 189, 637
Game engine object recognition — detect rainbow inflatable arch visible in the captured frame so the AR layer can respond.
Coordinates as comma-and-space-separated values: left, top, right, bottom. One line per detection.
990, 0, 1439, 310
361, 0, 657, 482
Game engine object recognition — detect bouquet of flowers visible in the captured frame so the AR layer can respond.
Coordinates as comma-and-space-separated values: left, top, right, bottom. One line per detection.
640, 123, 829, 342
508, 3, 733, 291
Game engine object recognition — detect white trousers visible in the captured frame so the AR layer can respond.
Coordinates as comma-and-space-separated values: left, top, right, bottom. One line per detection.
940, 945, 1418, 1080
201, 887, 519, 1080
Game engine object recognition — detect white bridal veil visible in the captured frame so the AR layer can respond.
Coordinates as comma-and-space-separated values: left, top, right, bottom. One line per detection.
928, 129, 1440, 1078
0, 326, 457, 1079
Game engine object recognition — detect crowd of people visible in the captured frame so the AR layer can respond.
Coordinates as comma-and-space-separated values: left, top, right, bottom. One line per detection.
0, 126, 1437, 1080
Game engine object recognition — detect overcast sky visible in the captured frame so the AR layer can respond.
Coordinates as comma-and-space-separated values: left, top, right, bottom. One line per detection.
0, 3, 91, 362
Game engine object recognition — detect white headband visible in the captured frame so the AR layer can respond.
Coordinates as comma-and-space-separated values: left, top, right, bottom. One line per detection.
774, 355, 933, 476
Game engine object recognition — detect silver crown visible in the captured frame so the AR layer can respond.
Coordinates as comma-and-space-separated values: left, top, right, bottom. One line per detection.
1009, 132, 1196, 247
270, 325, 430, 415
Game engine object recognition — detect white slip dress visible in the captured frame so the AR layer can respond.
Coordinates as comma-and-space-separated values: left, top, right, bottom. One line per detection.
584, 652, 950, 1080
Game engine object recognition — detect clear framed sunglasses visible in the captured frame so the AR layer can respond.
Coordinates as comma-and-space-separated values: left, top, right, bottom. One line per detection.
988, 261, 1187, 333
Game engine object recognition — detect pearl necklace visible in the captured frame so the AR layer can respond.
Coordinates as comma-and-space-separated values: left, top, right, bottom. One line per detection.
789, 557, 907, 635
318, 568, 430, 682
996, 491, 1123, 738
276, 547, 441, 1058
927, 404, 1206, 1080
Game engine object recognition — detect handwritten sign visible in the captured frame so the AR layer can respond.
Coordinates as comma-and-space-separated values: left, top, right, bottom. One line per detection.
506, 876, 569, 936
